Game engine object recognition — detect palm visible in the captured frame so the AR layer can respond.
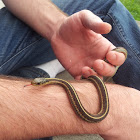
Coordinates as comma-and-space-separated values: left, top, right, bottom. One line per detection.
51, 10, 122, 78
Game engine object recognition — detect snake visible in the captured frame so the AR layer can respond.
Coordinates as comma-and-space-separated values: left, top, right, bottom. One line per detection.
27, 47, 127, 123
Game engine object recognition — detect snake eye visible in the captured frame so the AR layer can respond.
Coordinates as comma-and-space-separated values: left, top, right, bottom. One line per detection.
36, 83, 41, 85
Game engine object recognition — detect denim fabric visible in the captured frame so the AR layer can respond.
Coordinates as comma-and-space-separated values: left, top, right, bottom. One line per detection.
0, 0, 140, 139
0, 7, 56, 75
0, 8, 53, 140
11, 67, 50, 79
0, 1, 140, 90
51, 0, 140, 90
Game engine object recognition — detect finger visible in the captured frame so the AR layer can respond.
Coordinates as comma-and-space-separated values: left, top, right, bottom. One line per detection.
75, 75, 82, 80
106, 50, 126, 66
75, 66, 103, 80
82, 66, 97, 78
79, 10, 112, 34
81, 66, 103, 79
75, 67, 94, 80
93, 60, 116, 77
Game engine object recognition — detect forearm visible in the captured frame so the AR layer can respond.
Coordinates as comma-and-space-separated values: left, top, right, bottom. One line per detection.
0, 76, 103, 139
2, 0, 67, 40
0, 76, 140, 140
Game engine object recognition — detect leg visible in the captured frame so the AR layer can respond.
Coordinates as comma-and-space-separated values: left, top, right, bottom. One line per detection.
0, 7, 56, 75
51, 0, 140, 90
0, 8, 54, 139
102, 1, 140, 90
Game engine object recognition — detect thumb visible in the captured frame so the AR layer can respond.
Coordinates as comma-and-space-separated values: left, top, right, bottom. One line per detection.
79, 10, 112, 34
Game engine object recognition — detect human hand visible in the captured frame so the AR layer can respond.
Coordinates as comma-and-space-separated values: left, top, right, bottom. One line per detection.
51, 10, 126, 79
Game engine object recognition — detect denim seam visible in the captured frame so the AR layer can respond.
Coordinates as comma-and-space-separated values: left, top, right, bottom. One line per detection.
15, 29, 42, 53
0, 37, 43, 69
107, 13, 140, 64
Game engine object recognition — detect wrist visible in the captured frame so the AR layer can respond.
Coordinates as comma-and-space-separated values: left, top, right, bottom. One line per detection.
39, 2, 67, 40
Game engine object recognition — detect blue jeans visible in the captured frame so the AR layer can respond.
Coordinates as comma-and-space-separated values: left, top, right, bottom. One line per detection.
0, 0, 140, 139
51, 0, 140, 90
0, 0, 140, 90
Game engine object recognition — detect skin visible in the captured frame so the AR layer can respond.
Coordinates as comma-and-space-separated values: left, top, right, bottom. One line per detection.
0, 76, 140, 140
2, 0, 125, 79
1, 0, 139, 139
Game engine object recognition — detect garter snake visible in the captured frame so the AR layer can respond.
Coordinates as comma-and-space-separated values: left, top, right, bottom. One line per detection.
28, 47, 127, 123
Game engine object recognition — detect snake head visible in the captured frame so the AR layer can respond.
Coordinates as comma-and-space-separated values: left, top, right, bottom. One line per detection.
31, 78, 50, 86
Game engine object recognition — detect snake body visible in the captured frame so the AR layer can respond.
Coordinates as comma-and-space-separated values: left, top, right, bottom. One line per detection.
30, 47, 127, 123
31, 75, 109, 122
